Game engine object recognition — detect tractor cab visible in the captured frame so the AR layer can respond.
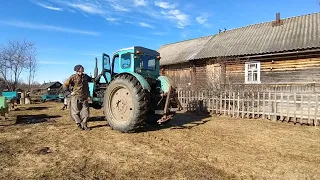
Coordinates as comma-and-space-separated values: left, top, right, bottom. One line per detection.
102, 46, 161, 83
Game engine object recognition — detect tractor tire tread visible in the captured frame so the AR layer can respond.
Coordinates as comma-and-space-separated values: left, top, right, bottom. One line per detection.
104, 74, 149, 132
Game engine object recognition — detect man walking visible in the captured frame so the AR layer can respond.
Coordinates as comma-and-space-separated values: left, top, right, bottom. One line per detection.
63, 64, 92, 130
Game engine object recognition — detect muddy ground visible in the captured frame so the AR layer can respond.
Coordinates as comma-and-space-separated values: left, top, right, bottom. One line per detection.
0, 102, 320, 180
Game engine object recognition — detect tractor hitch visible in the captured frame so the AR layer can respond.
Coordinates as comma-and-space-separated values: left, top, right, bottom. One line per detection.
157, 114, 173, 124
155, 86, 182, 124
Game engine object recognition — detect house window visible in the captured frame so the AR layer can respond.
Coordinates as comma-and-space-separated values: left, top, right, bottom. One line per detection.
245, 61, 261, 83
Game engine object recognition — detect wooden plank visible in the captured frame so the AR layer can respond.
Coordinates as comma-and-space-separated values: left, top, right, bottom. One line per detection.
280, 92, 283, 121
228, 91, 231, 116
252, 92, 255, 119
300, 94, 304, 124
185, 91, 188, 108
232, 92, 235, 117
211, 93, 214, 113
210, 94, 213, 113
189, 91, 191, 111
207, 92, 210, 112
216, 94, 219, 114
242, 91, 245, 119
294, 93, 297, 124
273, 92, 277, 121
247, 92, 250, 119
184, 91, 187, 110
212, 94, 215, 113
223, 92, 225, 116
237, 92, 240, 117
315, 94, 319, 126
308, 94, 311, 125
257, 92, 260, 118
220, 92, 222, 114
263, 92, 266, 119
286, 93, 290, 122
269, 92, 271, 120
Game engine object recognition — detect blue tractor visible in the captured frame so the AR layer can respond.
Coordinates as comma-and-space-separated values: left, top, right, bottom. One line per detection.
88, 46, 182, 132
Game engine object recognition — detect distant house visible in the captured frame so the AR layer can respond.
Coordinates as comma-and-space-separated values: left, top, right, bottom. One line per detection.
34, 81, 62, 95
158, 12, 320, 91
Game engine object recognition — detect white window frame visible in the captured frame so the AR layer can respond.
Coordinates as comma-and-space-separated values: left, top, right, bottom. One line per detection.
245, 61, 261, 84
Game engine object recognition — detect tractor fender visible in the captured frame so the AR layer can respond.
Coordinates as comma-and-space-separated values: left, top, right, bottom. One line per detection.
114, 72, 151, 91
157, 76, 176, 94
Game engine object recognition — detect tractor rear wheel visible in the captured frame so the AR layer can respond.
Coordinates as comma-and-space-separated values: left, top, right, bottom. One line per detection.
104, 74, 149, 132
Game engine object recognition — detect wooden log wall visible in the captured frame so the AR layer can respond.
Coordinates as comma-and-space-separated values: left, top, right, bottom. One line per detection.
226, 57, 320, 84
162, 57, 320, 91
162, 62, 192, 89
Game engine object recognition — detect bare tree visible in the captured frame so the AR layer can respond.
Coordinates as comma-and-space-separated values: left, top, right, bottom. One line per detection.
0, 39, 38, 91
26, 47, 38, 91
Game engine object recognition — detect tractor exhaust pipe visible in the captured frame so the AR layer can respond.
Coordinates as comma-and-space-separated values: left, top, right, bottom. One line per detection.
94, 57, 98, 79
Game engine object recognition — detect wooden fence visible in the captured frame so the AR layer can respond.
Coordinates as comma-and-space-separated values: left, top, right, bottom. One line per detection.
178, 91, 320, 126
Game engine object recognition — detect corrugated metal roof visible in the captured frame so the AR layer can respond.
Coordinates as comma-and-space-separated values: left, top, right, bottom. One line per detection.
158, 36, 212, 65
159, 12, 320, 65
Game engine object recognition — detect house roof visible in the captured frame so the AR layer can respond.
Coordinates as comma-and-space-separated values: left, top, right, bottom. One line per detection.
158, 12, 320, 65
158, 36, 212, 65
39, 81, 62, 90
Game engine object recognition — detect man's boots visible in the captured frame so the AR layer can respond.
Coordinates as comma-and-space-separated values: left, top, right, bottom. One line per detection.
61, 105, 67, 110
82, 123, 91, 131
77, 123, 83, 130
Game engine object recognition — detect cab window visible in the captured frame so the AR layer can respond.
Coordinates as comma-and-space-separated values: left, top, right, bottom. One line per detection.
141, 55, 156, 70
121, 53, 131, 68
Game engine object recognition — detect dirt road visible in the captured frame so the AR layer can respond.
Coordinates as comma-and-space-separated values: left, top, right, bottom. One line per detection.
1, 102, 320, 179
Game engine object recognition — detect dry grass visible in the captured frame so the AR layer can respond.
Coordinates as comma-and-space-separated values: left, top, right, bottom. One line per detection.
1, 102, 320, 180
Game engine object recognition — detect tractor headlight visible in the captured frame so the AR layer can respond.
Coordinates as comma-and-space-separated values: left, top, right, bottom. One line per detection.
136, 67, 142, 73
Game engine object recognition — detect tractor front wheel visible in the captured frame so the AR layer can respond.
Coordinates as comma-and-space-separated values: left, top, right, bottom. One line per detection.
104, 74, 149, 132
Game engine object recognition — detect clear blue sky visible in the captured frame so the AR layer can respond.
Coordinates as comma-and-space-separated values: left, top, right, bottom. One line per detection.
0, 0, 319, 84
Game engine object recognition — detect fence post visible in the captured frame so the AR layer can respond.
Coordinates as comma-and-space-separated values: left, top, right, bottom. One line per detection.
286, 93, 290, 122
215, 93, 219, 114
242, 91, 245, 119
237, 92, 240, 118
224, 91, 227, 116
268, 92, 271, 120
257, 92, 260, 118
228, 91, 231, 116
315, 94, 318, 126
308, 94, 311, 125
246, 92, 250, 119
220, 92, 222, 115
271, 92, 277, 121
280, 92, 283, 121
252, 92, 255, 119
263, 92, 265, 119
232, 92, 235, 117
294, 93, 297, 124
300, 94, 304, 124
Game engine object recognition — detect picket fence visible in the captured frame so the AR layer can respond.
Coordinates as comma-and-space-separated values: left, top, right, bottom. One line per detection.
177, 90, 320, 126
